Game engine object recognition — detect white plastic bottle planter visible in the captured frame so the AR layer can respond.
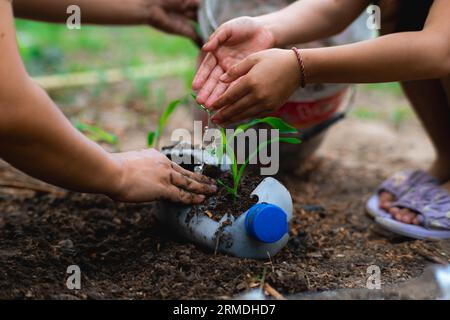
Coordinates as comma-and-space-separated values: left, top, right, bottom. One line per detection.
157, 146, 293, 260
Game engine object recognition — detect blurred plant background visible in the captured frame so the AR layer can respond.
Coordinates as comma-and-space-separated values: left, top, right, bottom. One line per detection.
16, 19, 415, 152
16, 20, 198, 78
16, 19, 200, 151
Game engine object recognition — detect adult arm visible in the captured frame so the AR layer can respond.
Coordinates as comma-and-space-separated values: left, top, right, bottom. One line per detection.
13, 0, 200, 41
0, 0, 215, 203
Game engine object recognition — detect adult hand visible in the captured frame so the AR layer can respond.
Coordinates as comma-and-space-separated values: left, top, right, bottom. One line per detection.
110, 149, 217, 204
146, 0, 201, 44
192, 16, 276, 107
209, 49, 300, 127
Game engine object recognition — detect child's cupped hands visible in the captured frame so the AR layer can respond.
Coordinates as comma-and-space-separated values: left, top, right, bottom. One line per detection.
208, 49, 301, 127
192, 16, 275, 108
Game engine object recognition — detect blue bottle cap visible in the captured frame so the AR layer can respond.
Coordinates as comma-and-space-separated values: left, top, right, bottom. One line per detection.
245, 203, 288, 244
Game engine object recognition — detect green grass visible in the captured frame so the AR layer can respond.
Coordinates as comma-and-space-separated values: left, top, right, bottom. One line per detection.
15, 19, 199, 77
351, 105, 413, 127
362, 82, 403, 96
352, 106, 379, 120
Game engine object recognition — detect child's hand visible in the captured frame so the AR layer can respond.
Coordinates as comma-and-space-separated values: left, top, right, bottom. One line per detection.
209, 49, 300, 126
192, 16, 275, 107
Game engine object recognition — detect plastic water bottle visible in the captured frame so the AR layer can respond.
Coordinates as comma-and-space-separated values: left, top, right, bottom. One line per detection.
217, 177, 293, 259
157, 147, 293, 259
431, 265, 450, 300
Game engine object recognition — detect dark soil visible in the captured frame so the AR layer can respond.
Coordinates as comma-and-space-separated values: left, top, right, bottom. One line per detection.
1, 157, 449, 300
161, 145, 262, 222
190, 165, 262, 222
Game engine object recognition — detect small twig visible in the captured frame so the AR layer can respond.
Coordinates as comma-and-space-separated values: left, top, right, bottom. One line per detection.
205, 210, 213, 218
264, 283, 287, 300
0, 181, 65, 196
419, 253, 449, 265
260, 267, 267, 289
411, 245, 450, 265
304, 274, 311, 290
214, 236, 220, 256
266, 251, 275, 273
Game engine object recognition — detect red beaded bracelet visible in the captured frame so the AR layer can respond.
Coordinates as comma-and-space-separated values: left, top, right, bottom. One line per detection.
291, 47, 307, 88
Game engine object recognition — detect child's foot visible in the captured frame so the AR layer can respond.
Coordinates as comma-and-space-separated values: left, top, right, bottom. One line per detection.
378, 160, 450, 224
377, 169, 439, 212
388, 180, 450, 225
379, 190, 395, 211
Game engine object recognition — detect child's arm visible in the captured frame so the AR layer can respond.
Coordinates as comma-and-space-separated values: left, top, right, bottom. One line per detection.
257, 0, 371, 47
209, 0, 450, 126
193, 0, 370, 106
13, 0, 199, 41
0, 0, 215, 203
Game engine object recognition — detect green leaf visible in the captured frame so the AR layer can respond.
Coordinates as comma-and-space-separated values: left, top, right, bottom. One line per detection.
235, 136, 302, 188
75, 122, 118, 145
159, 99, 181, 129
147, 98, 181, 149
235, 117, 298, 136
147, 131, 158, 148
278, 137, 302, 145
217, 179, 237, 198
216, 117, 301, 201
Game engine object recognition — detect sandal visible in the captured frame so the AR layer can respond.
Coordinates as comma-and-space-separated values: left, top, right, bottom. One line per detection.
375, 183, 450, 240
366, 170, 438, 219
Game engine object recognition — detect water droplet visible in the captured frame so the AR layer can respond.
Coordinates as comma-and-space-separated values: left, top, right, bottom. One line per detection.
194, 165, 203, 174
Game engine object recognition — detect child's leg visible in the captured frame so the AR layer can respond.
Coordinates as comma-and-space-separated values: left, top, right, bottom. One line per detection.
382, 77, 450, 224
404, 78, 450, 177
438, 75, 450, 192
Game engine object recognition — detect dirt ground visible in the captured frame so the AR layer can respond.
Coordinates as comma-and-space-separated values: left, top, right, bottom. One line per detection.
1, 86, 449, 300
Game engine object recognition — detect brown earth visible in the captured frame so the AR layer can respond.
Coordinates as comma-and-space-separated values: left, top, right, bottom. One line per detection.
1, 85, 449, 300
190, 166, 262, 222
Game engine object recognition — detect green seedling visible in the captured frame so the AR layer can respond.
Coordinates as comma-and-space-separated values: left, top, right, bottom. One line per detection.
148, 99, 181, 149
191, 95, 301, 200
75, 122, 118, 145
218, 118, 301, 200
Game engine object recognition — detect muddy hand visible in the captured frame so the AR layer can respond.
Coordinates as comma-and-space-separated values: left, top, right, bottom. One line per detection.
192, 16, 275, 107
146, 0, 201, 44
110, 149, 217, 204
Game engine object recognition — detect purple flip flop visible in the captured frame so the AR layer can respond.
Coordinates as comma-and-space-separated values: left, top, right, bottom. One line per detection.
375, 183, 450, 240
366, 170, 438, 219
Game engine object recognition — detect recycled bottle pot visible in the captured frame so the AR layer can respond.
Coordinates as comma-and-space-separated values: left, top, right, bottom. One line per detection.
157, 145, 293, 259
